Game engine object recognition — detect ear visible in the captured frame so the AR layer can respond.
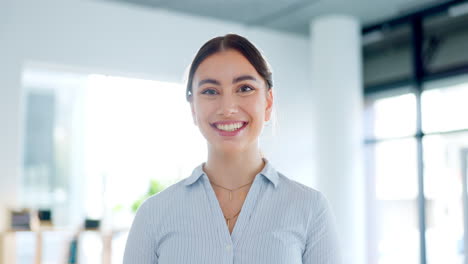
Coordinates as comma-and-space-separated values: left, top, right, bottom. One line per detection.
190, 102, 198, 126
265, 89, 274, 122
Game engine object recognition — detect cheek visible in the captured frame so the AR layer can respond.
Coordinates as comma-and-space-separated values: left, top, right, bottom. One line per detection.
193, 101, 214, 123
244, 99, 266, 123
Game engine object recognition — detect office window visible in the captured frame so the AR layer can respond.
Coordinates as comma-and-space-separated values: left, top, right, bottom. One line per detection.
423, 12, 468, 74
82, 74, 206, 224
364, 91, 417, 139
421, 74, 468, 264
375, 139, 420, 264
423, 134, 467, 264
22, 69, 87, 227
422, 77, 468, 133
365, 74, 468, 264
364, 6, 468, 264
21, 67, 206, 263
365, 92, 420, 264
363, 25, 412, 87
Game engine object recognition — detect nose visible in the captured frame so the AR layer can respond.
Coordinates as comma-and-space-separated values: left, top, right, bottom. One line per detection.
217, 93, 238, 117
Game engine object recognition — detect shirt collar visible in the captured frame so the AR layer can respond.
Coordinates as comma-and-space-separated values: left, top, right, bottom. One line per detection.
183, 157, 279, 188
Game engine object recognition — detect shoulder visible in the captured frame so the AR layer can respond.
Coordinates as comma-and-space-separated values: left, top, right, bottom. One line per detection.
276, 171, 328, 206
137, 179, 187, 215
275, 172, 334, 227
275, 174, 337, 238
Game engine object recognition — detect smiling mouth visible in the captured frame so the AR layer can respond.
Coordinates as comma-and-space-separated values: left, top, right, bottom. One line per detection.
211, 122, 248, 132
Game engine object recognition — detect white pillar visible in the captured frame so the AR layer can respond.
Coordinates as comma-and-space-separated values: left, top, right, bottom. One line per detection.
0, 60, 22, 233
310, 15, 366, 263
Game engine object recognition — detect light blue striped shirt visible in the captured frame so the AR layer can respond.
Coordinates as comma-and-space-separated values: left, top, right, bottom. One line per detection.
123, 158, 341, 263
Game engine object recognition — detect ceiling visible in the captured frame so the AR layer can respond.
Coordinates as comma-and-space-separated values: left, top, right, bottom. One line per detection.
102, 0, 452, 36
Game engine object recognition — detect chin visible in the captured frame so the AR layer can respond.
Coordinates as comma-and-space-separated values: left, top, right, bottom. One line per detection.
211, 142, 247, 155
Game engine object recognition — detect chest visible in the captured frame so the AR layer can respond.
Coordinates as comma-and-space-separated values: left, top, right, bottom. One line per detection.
156, 220, 305, 264
213, 186, 250, 235
155, 181, 307, 264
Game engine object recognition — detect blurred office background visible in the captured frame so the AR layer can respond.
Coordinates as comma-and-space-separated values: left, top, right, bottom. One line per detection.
1, 0, 468, 263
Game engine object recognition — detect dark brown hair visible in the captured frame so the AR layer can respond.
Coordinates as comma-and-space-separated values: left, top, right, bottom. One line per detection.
186, 34, 273, 102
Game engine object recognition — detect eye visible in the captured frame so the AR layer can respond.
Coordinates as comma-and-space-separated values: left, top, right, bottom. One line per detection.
201, 88, 218, 95
239, 85, 255, 93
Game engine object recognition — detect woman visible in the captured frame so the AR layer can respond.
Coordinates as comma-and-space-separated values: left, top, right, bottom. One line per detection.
123, 34, 341, 263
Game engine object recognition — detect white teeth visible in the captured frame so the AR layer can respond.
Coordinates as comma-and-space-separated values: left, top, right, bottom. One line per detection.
215, 122, 244, 132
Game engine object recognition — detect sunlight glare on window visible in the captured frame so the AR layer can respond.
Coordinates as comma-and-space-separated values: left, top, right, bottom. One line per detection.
423, 134, 467, 264
422, 82, 468, 133
373, 94, 416, 139
83, 74, 206, 222
375, 139, 418, 200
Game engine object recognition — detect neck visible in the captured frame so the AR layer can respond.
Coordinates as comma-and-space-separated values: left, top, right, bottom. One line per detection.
203, 144, 265, 189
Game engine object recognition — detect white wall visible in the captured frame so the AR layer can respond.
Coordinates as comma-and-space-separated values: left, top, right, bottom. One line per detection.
0, 0, 23, 233
0, 0, 312, 231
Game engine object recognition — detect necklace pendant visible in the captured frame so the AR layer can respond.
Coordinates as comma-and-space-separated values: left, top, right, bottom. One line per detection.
229, 191, 232, 201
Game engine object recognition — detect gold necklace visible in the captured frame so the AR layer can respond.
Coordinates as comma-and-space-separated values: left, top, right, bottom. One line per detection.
209, 180, 254, 228
225, 209, 241, 229
209, 180, 254, 201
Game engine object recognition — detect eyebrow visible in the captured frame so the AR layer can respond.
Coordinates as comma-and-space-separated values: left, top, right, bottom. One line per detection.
232, 75, 258, 84
198, 78, 220, 87
198, 75, 258, 88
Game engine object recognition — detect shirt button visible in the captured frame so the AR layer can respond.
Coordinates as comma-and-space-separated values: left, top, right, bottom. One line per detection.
226, 244, 232, 251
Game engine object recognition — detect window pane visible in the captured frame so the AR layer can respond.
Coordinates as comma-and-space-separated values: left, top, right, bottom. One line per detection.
363, 24, 412, 87
364, 93, 417, 139
375, 139, 418, 200
83, 75, 206, 223
22, 69, 88, 227
423, 133, 468, 264
367, 139, 420, 264
423, 11, 468, 74
422, 76, 468, 133
376, 200, 420, 264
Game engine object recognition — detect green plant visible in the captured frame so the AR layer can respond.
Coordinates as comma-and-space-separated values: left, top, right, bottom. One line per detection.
131, 179, 165, 213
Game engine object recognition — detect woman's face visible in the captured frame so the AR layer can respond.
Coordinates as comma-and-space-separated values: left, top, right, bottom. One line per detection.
190, 49, 273, 155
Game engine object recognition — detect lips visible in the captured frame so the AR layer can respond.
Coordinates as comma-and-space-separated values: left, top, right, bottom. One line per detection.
210, 121, 248, 136
211, 120, 248, 126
